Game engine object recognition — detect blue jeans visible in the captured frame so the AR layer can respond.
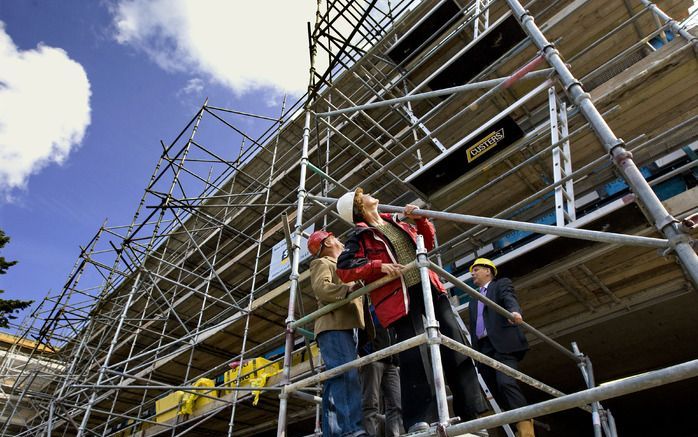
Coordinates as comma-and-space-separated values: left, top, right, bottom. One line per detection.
317, 330, 365, 437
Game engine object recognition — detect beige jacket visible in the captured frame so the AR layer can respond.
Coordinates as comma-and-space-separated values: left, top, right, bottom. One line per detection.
310, 256, 365, 335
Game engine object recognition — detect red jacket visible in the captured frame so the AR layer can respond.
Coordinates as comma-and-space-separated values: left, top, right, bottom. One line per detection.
336, 213, 446, 327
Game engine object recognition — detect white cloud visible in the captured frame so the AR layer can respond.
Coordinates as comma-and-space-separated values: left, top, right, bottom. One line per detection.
112, 0, 319, 98
175, 77, 206, 109
180, 77, 204, 96
0, 22, 91, 199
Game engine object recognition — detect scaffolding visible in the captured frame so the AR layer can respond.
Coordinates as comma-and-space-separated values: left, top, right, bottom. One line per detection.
1, 0, 698, 436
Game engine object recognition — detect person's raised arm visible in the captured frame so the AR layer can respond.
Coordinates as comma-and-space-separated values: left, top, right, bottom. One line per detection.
405, 204, 436, 251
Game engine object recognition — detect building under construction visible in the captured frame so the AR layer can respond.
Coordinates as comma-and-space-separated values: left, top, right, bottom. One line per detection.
1, 0, 697, 435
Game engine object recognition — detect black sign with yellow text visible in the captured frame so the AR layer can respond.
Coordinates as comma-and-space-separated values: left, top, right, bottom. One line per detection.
408, 115, 524, 197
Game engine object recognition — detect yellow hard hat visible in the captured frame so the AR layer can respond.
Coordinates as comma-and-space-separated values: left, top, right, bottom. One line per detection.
470, 258, 497, 276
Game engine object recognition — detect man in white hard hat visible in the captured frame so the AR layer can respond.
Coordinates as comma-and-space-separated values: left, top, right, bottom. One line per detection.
336, 188, 486, 433
469, 258, 534, 437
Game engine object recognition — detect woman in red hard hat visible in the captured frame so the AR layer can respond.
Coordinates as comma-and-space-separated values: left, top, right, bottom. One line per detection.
336, 188, 485, 432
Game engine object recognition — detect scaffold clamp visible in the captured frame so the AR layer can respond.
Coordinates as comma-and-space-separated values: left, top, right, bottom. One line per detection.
416, 257, 430, 268
655, 214, 679, 233
664, 233, 691, 257
608, 139, 629, 160
425, 322, 442, 335
572, 89, 590, 105
680, 213, 698, 233
541, 43, 556, 56
517, 9, 533, 23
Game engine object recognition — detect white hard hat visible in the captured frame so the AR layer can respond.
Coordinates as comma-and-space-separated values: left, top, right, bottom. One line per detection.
336, 191, 356, 223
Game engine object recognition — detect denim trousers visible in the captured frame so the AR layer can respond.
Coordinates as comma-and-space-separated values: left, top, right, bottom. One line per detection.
317, 330, 365, 437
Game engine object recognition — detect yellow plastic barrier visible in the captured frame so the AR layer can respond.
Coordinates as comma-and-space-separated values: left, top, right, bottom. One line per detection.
248, 375, 268, 405
178, 378, 218, 416
291, 342, 320, 366
220, 345, 320, 406
224, 358, 280, 387
224, 357, 281, 405
155, 390, 184, 423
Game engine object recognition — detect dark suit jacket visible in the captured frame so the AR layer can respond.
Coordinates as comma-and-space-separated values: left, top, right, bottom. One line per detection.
468, 277, 529, 355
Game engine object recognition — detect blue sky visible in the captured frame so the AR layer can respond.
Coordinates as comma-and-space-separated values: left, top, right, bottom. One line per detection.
0, 0, 318, 332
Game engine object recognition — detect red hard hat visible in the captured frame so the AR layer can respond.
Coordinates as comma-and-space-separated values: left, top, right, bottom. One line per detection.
307, 230, 333, 257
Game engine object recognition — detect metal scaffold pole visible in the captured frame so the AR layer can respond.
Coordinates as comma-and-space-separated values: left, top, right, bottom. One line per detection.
571, 342, 605, 437
504, 0, 698, 288
0, 229, 100, 437
277, 2, 326, 434
43, 230, 109, 436
277, 109, 312, 437
228, 95, 287, 436
4, 1, 698, 435
277, 106, 310, 436
440, 358, 698, 436
416, 236, 451, 428
40, 148, 169, 436
638, 0, 698, 46
75, 104, 207, 437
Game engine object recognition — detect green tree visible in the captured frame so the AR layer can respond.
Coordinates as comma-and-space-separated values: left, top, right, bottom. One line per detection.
0, 229, 33, 329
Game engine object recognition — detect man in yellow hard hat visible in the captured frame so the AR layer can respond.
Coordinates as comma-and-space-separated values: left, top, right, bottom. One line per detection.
468, 258, 534, 437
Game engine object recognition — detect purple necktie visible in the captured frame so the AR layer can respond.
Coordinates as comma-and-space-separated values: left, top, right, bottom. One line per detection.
475, 287, 487, 339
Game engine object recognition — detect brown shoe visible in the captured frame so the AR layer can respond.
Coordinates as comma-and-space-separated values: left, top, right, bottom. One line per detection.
476, 411, 507, 437
515, 419, 535, 437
